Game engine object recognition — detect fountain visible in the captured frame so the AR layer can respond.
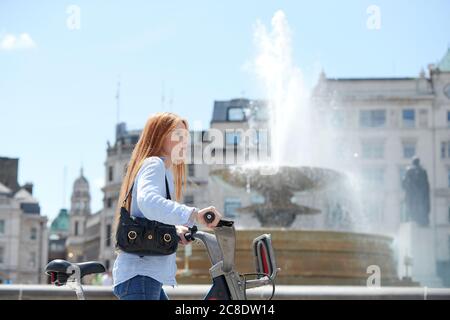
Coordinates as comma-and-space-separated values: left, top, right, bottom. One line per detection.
186, 10, 409, 286
212, 166, 345, 227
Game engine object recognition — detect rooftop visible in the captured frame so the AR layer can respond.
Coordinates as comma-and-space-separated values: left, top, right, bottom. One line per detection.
14, 188, 38, 203
437, 47, 450, 72
211, 98, 268, 123
0, 182, 11, 195
50, 209, 70, 233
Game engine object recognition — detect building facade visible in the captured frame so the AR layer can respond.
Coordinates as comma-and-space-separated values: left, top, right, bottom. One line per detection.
0, 157, 48, 284
98, 123, 141, 270
66, 168, 101, 264
311, 49, 450, 285
48, 208, 70, 264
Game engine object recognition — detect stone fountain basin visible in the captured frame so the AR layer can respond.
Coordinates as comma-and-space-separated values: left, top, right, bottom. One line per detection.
211, 166, 348, 227
176, 229, 403, 286
211, 166, 346, 193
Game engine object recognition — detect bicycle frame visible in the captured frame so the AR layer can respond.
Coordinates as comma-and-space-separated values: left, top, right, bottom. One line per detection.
45, 219, 279, 300
194, 219, 279, 300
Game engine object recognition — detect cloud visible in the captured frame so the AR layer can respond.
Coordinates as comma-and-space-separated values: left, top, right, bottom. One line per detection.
0, 33, 36, 50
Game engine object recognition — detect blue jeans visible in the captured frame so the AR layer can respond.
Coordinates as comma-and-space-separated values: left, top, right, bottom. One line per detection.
113, 275, 169, 300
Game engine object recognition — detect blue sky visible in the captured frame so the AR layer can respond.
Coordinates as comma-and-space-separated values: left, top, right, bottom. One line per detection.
1, 0, 449, 223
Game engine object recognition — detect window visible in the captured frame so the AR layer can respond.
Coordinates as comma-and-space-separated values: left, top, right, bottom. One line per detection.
75, 202, 85, 210
399, 167, 407, 186
188, 164, 195, 177
255, 106, 269, 121
225, 132, 241, 145
330, 110, 345, 128
131, 136, 139, 145
30, 227, 37, 240
359, 110, 386, 128
224, 198, 241, 218
0, 220, 4, 234
0, 247, 4, 264
251, 194, 265, 204
447, 111, 450, 127
362, 168, 385, 186
106, 224, 111, 247
402, 141, 416, 159
440, 141, 450, 159
227, 108, 245, 121
107, 197, 113, 208
361, 141, 384, 159
418, 109, 428, 127
448, 206, 450, 224
448, 169, 450, 188
448, 236, 450, 259
50, 243, 62, 252
402, 109, 415, 128
255, 129, 269, 149
75, 221, 79, 236
108, 166, 114, 182
184, 195, 194, 206
105, 260, 110, 270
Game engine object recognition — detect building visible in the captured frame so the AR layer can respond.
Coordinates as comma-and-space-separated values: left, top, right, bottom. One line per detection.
48, 208, 70, 262
99, 123, 141, 270
0, 157, 48, 284
66, 168, 101, 264
311, 49, 450, 285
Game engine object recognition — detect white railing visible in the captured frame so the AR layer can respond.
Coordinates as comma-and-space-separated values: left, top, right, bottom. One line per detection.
0, 284, 450, 300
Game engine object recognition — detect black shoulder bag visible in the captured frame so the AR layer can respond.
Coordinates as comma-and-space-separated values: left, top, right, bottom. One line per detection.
115, 175, 179, 256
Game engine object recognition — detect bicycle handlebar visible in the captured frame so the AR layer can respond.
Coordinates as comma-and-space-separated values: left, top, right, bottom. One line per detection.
182, 211, 233, 242
180, 211, 214, 242
204, 211, 215, 224
184, 226, 197, 241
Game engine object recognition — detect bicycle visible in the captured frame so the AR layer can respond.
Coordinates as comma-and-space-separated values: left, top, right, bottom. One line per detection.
45, 212, 279, 300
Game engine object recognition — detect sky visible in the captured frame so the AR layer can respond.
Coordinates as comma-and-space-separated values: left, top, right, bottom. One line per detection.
1, 0, 449, 224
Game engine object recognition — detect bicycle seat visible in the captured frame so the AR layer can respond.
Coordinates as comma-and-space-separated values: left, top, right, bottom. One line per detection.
45, 259, 106, 286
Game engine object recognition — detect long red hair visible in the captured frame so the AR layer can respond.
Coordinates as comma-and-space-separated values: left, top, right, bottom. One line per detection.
112, 112, 188, 237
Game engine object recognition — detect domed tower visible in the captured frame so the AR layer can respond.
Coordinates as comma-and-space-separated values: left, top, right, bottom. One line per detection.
69, 167, 91, 238
71, 167, 91, 215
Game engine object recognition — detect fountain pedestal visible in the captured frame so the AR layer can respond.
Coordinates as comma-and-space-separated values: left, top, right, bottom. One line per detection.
397, 222, 442, 287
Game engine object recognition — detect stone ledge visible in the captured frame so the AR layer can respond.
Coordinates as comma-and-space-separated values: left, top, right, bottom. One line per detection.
0, 284, 449, 300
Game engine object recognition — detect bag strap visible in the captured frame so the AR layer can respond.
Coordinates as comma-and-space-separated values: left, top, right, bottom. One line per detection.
165, 174, 171, 200
122, 174, 170, 206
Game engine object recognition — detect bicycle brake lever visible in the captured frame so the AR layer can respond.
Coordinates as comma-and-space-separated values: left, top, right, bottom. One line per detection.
184, 225, 198, 241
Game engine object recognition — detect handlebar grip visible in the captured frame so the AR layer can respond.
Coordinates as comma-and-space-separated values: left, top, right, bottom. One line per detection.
183, 225, 198, 241
184, 233, 194, 241
204, 211, 215, 224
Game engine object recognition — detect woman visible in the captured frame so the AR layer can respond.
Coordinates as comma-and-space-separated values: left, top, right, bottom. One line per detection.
112, 112, 222, 300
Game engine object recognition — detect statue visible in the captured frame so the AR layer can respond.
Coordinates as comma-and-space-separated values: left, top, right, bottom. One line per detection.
401, 157, 430, 227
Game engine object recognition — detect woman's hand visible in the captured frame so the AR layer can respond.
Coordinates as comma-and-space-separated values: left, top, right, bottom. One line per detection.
176, 225, 192, 245
196, 206, 223, 228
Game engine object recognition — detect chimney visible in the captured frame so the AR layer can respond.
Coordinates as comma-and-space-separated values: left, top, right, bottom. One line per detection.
0, 157, 20, 192
116, 122, 127, 141
23, 182, 33, 195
